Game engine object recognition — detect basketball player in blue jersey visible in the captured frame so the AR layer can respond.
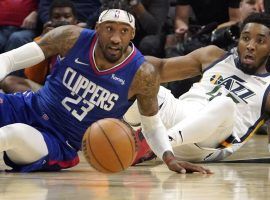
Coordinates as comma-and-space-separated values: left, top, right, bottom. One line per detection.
0, 8, 211, 174
126, 12, 270, 164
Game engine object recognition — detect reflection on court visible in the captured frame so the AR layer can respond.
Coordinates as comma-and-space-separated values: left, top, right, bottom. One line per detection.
0, 135, 270, 200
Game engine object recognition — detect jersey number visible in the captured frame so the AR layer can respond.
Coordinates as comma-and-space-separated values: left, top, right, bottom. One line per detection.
61, 93, 94, 121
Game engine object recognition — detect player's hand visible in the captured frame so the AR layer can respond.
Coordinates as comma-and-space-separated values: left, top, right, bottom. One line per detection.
163, 151, 213, 174
256, 0, 265, 12
21, 11, 38, 29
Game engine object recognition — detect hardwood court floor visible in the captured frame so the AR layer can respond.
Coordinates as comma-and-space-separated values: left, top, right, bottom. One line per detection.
0, 134, 270, 200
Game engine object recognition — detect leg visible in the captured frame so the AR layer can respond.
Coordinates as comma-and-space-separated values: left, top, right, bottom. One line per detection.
0, 123, 79, 172
168, 96, 236, 148
0, 26, 19, 53
0, 123, 48, 164
5, 29, 36, 51
0, 32, 7, 53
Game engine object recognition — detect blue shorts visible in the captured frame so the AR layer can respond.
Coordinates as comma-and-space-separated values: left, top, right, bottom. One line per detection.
0, 92, 80, 172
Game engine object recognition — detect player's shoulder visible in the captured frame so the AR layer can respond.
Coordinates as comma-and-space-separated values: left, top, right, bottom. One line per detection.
55, 25, 83, 39
129, 61, 159, 96
38, 25, 84, 57
136, 60, 158, 81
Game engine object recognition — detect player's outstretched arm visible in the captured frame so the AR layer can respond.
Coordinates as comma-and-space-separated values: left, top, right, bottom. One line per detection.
146, 45, 225, 83
163, 151, 213, 174
37, 25, 82, 58
0, 25, 82, 81
129, 61, 212, 174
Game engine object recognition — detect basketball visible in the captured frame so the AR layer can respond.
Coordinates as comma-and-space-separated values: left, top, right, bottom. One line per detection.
82, 118, 137, 173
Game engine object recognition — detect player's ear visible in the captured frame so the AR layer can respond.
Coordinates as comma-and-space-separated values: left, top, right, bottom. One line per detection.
95, 23, 100, 31
131, 29, 135, 40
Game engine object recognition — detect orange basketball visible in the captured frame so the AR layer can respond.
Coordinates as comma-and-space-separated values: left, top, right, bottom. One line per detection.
82, 118, 137, 173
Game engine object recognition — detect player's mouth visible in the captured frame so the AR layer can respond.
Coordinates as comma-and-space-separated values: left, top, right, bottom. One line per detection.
107, 46, 121, 55
242, 54, 255, 65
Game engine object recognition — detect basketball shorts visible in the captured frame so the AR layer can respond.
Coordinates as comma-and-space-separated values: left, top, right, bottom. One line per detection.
0, 92, 79, 172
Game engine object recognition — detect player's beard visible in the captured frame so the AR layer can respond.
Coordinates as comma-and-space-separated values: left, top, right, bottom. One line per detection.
97, 40, 130, 63
103, 44, 125, 63
236, 60, 256, 75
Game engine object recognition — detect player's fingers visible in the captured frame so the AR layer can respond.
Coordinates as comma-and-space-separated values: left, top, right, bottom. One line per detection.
170, 164, 187, 174
182, 162, 213, 174
165, 160, 186, 174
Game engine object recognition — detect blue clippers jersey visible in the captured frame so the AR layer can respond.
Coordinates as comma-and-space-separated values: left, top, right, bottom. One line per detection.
35, 29, 144, 150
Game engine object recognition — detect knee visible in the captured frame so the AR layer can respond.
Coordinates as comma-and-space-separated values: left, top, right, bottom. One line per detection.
214, 96, 236, 115
2, 123, 38, 145
8, 32, 25, 43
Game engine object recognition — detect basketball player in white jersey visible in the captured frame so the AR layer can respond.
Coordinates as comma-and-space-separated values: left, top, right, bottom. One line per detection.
126, 12, 270, 164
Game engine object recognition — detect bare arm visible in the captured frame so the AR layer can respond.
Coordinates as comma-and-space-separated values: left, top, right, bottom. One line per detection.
175, 5, 190, 27
129, 62, 212, 174
129, 62, 159, 116
217, 7, 241, 29
146, 45, 226, 83
0, 25, 83, 81
228, 7, 241, 22
174, 5, 190, 39
37, 25, 83, 58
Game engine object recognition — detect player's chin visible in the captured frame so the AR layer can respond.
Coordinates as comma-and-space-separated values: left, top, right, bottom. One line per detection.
106, 53, 122, 63
239, 63, 257, 75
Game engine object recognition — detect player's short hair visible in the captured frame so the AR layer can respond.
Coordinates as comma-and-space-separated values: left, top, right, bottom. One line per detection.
49, 0, 77, 19
241, 12, 270, 32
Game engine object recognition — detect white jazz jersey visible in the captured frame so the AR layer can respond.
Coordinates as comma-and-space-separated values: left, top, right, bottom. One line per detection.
124, 52, 270, 161
172, 53, 270, 160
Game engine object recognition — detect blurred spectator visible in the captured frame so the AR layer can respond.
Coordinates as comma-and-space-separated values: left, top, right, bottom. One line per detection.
240, 0, 258, 20
174, 0, 241, 41
128, 0, 169, 57
211, 0, 257, 50
0, 0, 78, 93
256, 0, 270, 13
165, 0, 241, 59
38, 0, 101, 28
0, 0, 38, 53
166, 0, 244, 97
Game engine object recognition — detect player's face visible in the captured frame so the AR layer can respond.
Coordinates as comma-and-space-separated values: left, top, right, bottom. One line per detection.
237, 23, 270, 74
96, 21, 135, 63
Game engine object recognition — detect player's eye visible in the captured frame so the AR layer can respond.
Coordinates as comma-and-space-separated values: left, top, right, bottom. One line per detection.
106, 27, 112, 32
241, 35, 250, 42
257, 37, 266, 44
121, 28, 128, 34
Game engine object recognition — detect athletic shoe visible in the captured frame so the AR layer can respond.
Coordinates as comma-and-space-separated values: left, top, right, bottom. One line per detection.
132, 129, 156, 165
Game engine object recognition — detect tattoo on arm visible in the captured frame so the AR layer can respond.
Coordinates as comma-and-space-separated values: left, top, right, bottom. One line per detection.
37, 25, 82, 58
132, 62, 160, 116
